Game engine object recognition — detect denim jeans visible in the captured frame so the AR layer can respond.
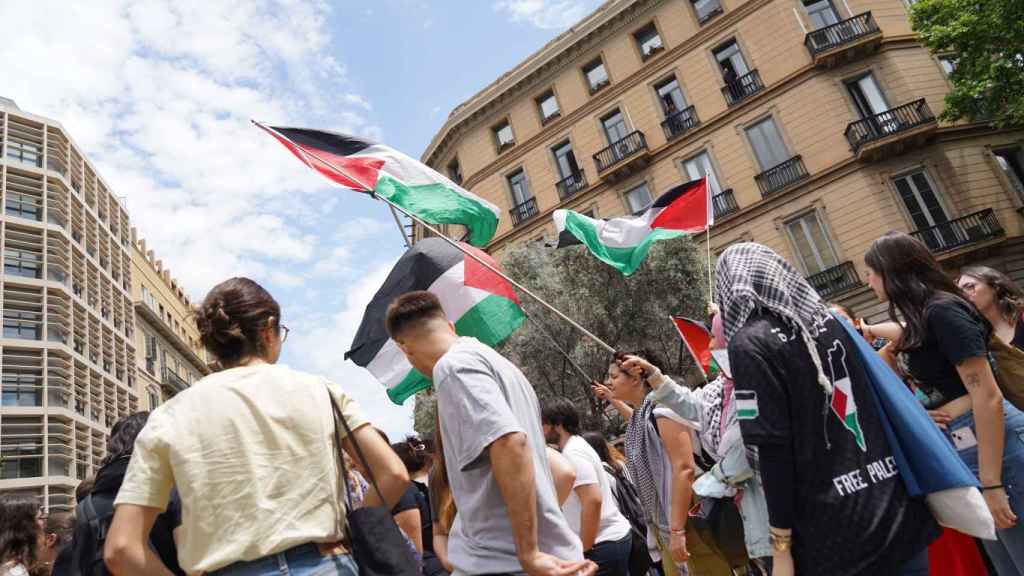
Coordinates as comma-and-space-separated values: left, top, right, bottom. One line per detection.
946, 399, 1024, 576
209, 543, 359, 576
584, 533, 632, 576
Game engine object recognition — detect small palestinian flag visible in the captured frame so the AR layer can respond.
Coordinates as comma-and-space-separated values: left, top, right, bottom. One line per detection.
553, 177, 710, 275
255, 122, 500, 247
827, 342, 867, 451
345, 238, 525, 404
735, 390, 759, 420
671, 316, 713, 377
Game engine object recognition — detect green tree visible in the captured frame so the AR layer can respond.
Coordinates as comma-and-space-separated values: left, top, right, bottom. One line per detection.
911, 0, 1024, 127
413, 391, 438, 439
497, 236, 709, 436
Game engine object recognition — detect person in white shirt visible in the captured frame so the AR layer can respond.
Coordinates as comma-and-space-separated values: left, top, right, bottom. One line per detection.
542, 398, 633, 575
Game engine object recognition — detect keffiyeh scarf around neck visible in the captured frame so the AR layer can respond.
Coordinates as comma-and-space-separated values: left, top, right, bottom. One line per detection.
625, 395, 671, 534
715, 242, 833, 393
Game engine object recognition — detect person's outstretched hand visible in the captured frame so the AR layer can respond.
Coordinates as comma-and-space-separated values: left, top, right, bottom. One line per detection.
591, 381, 615, 401
520, 552, 597, 576
619, 355, 666, 388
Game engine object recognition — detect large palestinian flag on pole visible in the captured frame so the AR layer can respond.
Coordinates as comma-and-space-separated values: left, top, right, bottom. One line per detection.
345, 238, 525, 404
553, 177, 710, 275
255, 122, 500, 247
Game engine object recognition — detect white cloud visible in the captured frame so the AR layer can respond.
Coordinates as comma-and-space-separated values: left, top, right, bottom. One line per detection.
493, 0, 602, 29
288, 259, 416, 441
0, 0, 379, 296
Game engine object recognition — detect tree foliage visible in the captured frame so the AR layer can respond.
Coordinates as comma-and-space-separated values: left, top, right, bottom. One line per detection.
910, 0, 1024, 127
497, 237, 708, 436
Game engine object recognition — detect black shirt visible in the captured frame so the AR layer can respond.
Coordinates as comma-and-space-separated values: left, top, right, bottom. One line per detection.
900, 296, 990, 409
1012, 320, 1024, 352
730, 312, 938, 576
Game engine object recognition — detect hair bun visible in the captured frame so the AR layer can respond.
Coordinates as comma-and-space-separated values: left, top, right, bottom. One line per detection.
196, 298, 244, 345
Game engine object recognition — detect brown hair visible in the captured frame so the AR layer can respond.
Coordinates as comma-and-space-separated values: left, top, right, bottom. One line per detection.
385, 291, 446, 338
0, 494, 40, 569
960, 266, 1024, 324
430, 415, 456, 532
43, 513, 74, 548
196, 278, 280, 366
865, 232, 980, 351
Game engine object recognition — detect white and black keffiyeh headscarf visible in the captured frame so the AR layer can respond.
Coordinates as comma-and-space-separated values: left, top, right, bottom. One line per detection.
715, 242, 833, 393
624, 395, 671, 536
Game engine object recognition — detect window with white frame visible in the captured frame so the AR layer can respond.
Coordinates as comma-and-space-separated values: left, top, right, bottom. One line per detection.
625, 183, 653, 215
493, 120, 515, 152
745, 117, 791, 171
682, 151, 722, 196
785, 211, 839, 276
994, 147, 1024, 203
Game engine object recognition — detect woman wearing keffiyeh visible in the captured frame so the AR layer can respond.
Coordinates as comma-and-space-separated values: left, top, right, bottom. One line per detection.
713, 243, 938, 576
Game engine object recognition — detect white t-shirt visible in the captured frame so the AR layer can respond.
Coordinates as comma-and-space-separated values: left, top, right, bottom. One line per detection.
561, 435, 632, 545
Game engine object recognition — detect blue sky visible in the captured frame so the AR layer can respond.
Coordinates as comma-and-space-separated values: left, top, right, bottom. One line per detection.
0, 0, 602, 439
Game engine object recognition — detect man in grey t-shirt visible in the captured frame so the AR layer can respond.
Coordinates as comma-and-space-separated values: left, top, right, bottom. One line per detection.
386, 291, 594, 576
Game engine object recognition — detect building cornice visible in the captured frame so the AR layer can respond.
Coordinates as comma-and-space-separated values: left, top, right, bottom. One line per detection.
423, 0, 665, 165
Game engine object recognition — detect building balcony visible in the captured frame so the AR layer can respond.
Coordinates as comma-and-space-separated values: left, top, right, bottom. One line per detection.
721, 70, 764, 107
755, 155, 809, 197
593, 131, 650, 181
845, 99, 937, 161
911, 209, 1005, 254
162, 367, 190, 395
555, 171, 588, 201
509, 196, 540, 227
807, 261, 861, 298
804, 12, 883, 68
712, 189, 739, 219
661, 106, 700, 141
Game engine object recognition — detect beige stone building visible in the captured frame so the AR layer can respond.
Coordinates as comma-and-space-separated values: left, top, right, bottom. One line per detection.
420, 0, 1024, 319
0, 98, 140, 511
130, 234, 210, 411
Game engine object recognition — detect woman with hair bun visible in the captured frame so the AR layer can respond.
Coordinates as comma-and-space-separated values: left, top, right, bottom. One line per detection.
105, 277, 410, 576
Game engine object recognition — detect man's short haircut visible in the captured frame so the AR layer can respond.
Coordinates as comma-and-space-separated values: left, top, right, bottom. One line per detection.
385, 291, 447, 337
540, 397, 581, 436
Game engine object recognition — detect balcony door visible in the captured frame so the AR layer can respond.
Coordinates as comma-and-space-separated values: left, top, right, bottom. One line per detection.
746, 117, 791, 171
552, 141, 580, 180
714, 41, 750, 84
893, 170, 956, 250
655, 77, 687, 117
682, 151, 722, 196
602, 110, 630, 145
508, 169, 531, 207
803, 0, 840, 29
847, 74, 890, 119
785, 211, 838, 276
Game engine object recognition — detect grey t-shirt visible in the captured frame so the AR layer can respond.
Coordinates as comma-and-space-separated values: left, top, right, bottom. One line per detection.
434, 337, 583, 575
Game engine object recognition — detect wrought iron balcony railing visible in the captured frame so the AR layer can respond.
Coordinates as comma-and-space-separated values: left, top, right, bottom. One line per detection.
910, 209, 1004, 254
661, 106, 700, 141
807, 261, 861, 298
754, 155, 809, 197
712, 189, 739, 218
844, 99, 936, 153
594, 131, 648, 173
555, 171, 588, 200
721, 70, 764, 107
804, 12, 880, 56
509, 196, 540, 227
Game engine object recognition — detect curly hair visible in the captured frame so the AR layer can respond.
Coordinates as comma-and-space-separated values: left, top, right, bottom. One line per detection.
0, 494, 41, 569
101, 412, 150, 467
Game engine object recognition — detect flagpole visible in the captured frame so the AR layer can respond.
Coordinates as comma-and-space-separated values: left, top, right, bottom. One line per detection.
705, 174, 715, 306
253, 121, 617, 354
387, 205, 410, 248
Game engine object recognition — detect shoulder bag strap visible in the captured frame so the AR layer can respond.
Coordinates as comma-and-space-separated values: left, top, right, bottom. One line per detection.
326, 384, 355, 512
326, 384, 388, 507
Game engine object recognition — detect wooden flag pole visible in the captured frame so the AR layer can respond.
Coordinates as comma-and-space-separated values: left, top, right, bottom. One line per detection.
253, 121, 617, 355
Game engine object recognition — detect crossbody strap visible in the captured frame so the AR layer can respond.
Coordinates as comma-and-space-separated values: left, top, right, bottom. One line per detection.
326, 384, 387, 507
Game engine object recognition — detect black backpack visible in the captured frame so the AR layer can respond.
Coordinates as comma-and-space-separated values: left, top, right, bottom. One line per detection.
58, 494, 113, 576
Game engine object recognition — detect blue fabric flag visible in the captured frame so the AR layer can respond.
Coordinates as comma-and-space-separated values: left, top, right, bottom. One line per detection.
833, 314, 979, 496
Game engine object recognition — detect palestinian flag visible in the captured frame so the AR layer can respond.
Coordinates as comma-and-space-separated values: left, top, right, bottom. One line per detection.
345, 238, 525, 404
553, 177, 711, 275
671, 316, 713, 377
831, 372, 867, 452
255, 122, 500, 247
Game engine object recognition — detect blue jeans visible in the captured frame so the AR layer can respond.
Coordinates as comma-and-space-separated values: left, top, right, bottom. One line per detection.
209, 543, 359, 576
584, 533, 632, 576
946, 399, 1024, 576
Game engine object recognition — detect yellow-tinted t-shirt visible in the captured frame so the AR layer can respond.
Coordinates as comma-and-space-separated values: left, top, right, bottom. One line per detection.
115, 363, 367, 573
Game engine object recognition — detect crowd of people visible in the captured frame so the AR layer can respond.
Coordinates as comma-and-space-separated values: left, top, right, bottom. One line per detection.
2, 231, 1024, 576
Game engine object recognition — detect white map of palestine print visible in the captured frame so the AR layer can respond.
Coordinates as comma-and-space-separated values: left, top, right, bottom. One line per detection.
827, 340, 867, 452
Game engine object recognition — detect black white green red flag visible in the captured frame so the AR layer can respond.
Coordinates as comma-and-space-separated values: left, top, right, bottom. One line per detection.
553, 177, 711, 275
255, 122, 500, 247
345, 238, 525, 404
